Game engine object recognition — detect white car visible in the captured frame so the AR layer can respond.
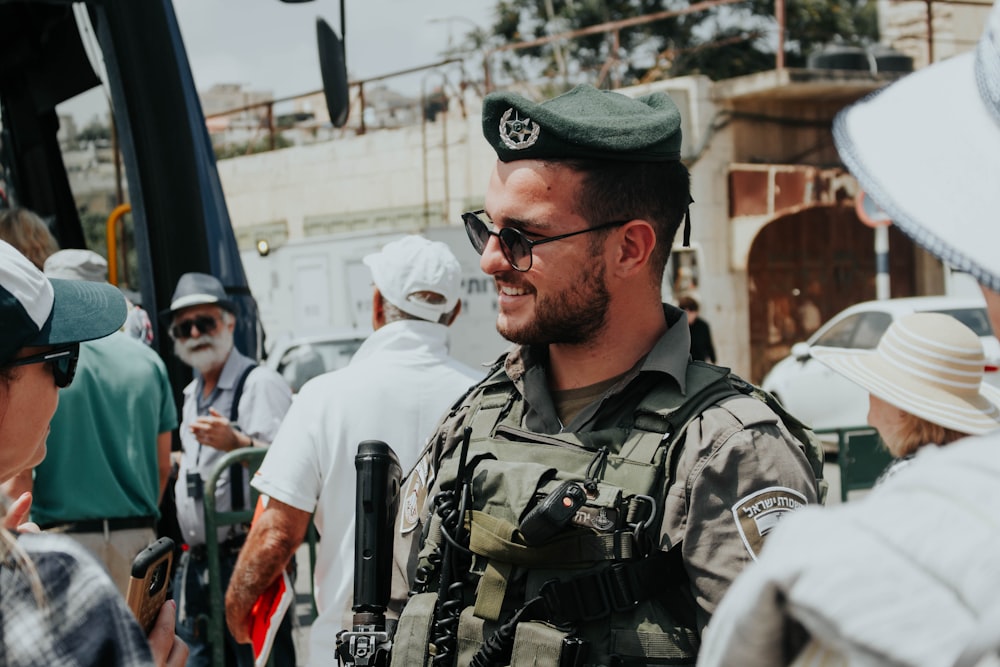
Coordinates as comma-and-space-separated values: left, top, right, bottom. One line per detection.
762, 296, 1000, 433
264, 329, 368, 392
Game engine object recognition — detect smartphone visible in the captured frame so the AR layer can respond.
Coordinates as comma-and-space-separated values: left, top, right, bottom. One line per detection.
126, 537, 174, 634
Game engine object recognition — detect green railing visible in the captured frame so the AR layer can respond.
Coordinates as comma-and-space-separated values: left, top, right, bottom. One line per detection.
814, 426, 894, 502
202, 446, 269, 667
201, 447, 321, 667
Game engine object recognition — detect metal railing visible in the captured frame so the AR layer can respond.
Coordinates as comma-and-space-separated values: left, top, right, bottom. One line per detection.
814, 426, 894, 502
202, 447, 268, 667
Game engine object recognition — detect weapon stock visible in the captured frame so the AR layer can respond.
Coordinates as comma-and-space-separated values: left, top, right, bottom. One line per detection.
336, 440, 402, 666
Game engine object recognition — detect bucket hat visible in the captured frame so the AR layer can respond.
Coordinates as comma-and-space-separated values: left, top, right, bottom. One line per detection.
160, 272, 236, 323
363, 235, 461, 322
0, 240, 127, 366
811, 313, 1000, 435
833, 1, 1000, 292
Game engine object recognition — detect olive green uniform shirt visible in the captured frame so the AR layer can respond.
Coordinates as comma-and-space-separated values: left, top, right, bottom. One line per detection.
392, 305, 818, 632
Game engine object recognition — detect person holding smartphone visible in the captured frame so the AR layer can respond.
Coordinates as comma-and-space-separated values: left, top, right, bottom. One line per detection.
0, 240, 187, 666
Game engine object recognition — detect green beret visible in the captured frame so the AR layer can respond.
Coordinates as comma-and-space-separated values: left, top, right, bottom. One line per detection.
482, 84, 683, 163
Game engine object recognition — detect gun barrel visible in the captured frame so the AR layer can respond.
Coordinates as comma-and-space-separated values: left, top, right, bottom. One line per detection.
353, 440, 402, 614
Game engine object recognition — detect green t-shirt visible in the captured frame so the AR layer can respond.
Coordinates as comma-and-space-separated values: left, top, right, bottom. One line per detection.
31, 331, 178, 525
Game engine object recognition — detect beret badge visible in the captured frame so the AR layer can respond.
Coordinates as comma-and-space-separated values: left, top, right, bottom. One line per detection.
499, 108, 540, 150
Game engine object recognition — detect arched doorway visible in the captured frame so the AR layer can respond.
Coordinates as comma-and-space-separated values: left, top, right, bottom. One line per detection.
747, 205, 918, 382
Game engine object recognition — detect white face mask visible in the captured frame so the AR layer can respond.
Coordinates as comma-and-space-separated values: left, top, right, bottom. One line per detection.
174, 324, 234, 374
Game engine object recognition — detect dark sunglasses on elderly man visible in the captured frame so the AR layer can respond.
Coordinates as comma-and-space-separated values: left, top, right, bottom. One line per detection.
169, 314, 220, 340
5, 343, 80, 388
462, 209, 629, 272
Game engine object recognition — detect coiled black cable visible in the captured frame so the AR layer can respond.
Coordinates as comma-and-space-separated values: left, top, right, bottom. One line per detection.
468, 597, 545, 667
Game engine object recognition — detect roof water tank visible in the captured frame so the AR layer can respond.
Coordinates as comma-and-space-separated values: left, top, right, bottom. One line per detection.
868, 44, 914, 73
807, 44, 870, 71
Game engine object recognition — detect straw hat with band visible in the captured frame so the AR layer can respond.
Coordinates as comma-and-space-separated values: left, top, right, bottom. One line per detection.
811, 312, 1000, 436
833, 1, 1000, 292
0, 241, 126, 366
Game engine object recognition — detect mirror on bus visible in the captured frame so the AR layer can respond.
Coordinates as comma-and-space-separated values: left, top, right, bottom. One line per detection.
317, 17, 349, 128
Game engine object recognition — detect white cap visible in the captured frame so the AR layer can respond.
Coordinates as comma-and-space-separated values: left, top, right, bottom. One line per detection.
44, 249, 109, 283
363, 235, 462, 322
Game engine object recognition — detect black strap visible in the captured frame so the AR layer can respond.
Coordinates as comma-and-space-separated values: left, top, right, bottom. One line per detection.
228, 364, 257, 511
537, 552, 671, 624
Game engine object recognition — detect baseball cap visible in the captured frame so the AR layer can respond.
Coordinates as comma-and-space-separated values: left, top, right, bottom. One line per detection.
160, 272, 236, 322
0, 240, 127, 366
363, 235, 462, 322
43, 249, 109, 283
833, 1, 1000, 291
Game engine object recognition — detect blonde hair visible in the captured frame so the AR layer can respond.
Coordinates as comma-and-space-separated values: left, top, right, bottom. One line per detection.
892, 412, 968, 457
0, 500, 46, 607
0, 209, 60, 270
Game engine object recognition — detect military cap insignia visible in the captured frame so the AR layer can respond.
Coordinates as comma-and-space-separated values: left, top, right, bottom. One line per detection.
731, 487, 807, 559
499, 108, 540, 150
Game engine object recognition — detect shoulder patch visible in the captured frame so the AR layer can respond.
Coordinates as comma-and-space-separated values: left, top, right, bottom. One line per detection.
731, 486, 807, 559
399, 454, 434, 535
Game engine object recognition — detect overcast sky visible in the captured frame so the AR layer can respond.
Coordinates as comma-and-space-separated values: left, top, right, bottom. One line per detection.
63, 0, 495, 122
174, 0, 495, 97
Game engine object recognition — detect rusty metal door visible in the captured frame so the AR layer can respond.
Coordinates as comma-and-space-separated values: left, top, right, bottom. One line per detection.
748, 206, 917, 382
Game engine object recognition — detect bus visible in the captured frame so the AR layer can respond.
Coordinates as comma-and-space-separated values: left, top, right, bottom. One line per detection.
0, 0, 346, 393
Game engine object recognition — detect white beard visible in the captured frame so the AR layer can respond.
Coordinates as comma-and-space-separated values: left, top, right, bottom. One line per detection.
174, 327, 234, 374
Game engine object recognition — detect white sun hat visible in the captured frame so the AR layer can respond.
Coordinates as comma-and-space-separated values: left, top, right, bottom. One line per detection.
833, 1, 1000, 292
811, 313, 1000, 435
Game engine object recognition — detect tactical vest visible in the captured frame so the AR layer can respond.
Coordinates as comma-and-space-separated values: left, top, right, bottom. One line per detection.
392, 361, 825, 667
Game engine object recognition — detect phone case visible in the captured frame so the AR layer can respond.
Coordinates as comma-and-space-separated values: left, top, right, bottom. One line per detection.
126, 537, 175, 634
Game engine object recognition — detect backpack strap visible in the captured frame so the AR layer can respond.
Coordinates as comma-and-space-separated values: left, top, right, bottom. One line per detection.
632, 361, 826, 503
228, 363, 257, 511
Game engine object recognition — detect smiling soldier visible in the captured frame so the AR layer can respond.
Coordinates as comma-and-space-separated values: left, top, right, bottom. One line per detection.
388, 85, 822, 667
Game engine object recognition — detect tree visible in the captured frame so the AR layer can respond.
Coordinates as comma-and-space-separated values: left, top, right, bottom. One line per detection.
470, 0, 879, 89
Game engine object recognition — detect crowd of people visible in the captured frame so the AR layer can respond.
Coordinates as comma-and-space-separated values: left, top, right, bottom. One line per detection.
0, 1, 998, 665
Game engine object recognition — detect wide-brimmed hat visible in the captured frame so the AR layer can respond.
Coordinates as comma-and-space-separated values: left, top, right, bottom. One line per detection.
0, 240, 126, 365
160, 272, 236, 323
833, 2, 1000, 292
363, 235, 461, 322
811, 313, 1000, 435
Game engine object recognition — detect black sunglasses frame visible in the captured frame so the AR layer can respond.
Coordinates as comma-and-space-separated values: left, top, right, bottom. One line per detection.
5, 343, 81, 388
462, 209, 629, 272
170, 314, 220, 340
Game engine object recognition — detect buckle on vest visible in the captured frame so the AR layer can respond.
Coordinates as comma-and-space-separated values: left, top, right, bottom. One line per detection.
539, 562, 641, 623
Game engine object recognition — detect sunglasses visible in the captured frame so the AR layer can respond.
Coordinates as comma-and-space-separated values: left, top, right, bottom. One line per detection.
5, 344, 81, 388
462, 209, 629, 272
170, 314, 220, 340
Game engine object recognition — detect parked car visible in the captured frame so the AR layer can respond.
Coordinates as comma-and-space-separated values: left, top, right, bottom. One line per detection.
762, 296, 1000, 434
265, 329, 369, 392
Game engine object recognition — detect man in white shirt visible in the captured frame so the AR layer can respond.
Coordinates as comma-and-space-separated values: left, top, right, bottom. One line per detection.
225, 235, 483, 666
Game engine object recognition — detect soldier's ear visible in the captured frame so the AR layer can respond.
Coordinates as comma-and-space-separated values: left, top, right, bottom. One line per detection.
613, 220, 656, 278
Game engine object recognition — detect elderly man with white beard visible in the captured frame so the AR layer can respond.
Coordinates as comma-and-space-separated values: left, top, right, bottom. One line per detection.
163, 272, 294, 667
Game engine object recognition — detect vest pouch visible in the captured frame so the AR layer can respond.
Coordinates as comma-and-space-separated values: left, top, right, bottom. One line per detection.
390, 592, 437, 667
605, 599, 700, 667
510, 621, 567, 667
456, 606, 491, 666
467, 459, 561, 526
